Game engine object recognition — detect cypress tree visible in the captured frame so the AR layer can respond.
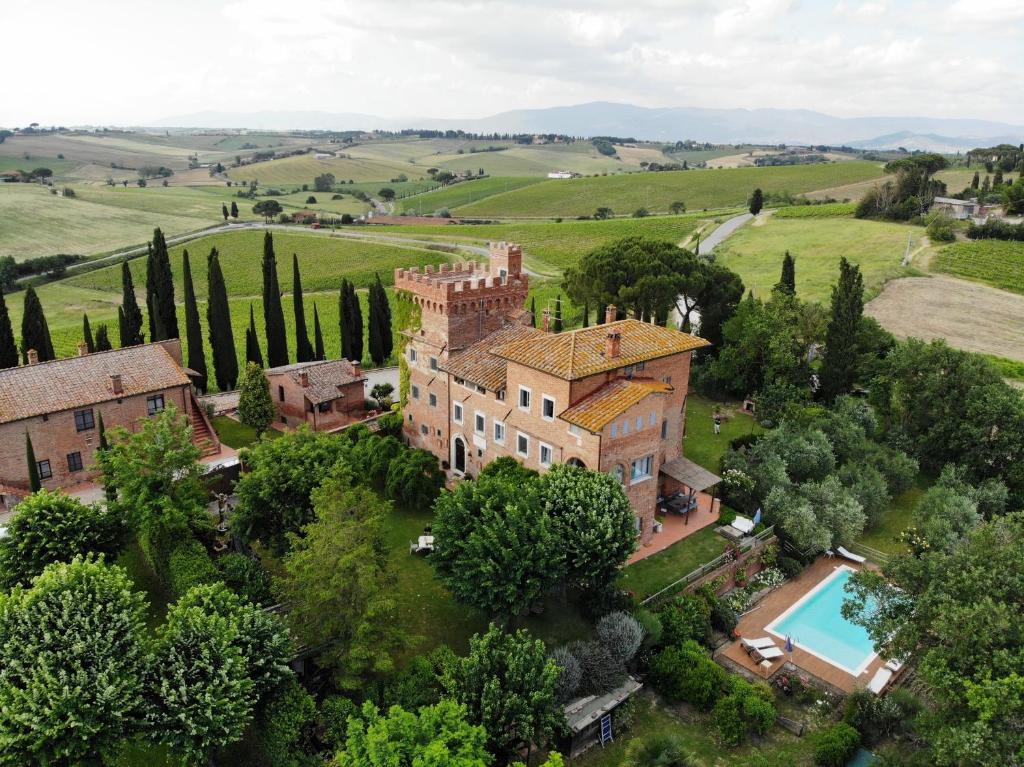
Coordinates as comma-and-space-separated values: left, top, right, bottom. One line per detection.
26, 433, 40, 492
181, 250, 207, 393
207, 248, 238, 391
581, 300, 589, 328
338, 279, 352, 361
819, 257, 865, 403
149, 228, 178, 340
775, 251, 796, 295
292, 254, 314, 363
245, 304, 264, 367
982, 175, 991, 194
82, 314, 95, 353
749, 188, 764, 216
221, 203, 229, 221
94, 325, 112, 352
0, 290, 19, 369
97, 412, 117, 502
230, 200, 238, 219
145, 242, 158, 342
971, 171, 980, 190
261, 231, 288, 366
313, 304, 325, 361
529, 296, 537, 327
553, 294, 563, 332
120, 261, 144, 347
347, 281, 363, 363
20, 286, 54, 363
367, 273, 392, 365
378, 277, 392, 362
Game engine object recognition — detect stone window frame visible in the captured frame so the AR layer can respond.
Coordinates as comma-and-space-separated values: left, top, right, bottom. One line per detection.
493, 419, 506, 444
474, 411, 486, 436
539, 441, 553, 467
541, 394, 556, 421
518, 385, 532, 412
630, 455, 654, 484
453, 401, 464, 425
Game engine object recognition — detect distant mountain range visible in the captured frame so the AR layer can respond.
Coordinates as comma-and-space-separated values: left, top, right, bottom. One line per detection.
152, 102, 1023, 151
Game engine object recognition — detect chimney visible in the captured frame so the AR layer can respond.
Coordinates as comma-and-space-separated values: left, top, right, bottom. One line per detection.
299, 370, 309, 387
77, 342, 89, 357
110, 373, 123, 395
27, 349, 39, 365
605, 304, 617, 324
541, 308, 551, 332
606, 328, 621, 359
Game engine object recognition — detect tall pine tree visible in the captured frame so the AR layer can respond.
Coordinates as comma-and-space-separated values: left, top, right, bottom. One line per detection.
346, 281, 363, 363
774, 251, 796, 295
367, 273, 393, 365
148, 228, 178, 341
292, 254, 314, 363
819, 257, 865, 403
230, 200, 238, 219
181, 250, 208, 393
0, 290, 19, 369
313, 304, 326, 361
245, 304, 264, 367
120, 261, 144, 347
82, 314, 95, 353
206, 248, 238, 391
261, 231, 288, 367
145, 242, 157, 342
94, 325, 112, 352
20, 286, 54, 363
26, 433, 40, 492
338, 280, 352, 360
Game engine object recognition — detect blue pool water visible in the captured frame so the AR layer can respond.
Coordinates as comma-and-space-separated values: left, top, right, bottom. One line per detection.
767, 567, 876, 674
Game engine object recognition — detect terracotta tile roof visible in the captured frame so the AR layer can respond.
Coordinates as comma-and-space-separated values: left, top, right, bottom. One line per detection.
490, 320, 709, 380
559, 378, 673, 432
442, 322, 544, 391
265, 359, 365, 405
0, 343, 191, 425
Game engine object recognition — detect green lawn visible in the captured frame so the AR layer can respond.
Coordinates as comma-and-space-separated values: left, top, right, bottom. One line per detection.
228, 152, 431, 185
857, 476, 930, 557
453, 161, 884, 218
684, 395, 761, 472
715, 215, 922, 303
395, 176, 546, 214
619, 525, 728, 601
211, 416, 282, 449
932, 239, 1024, 295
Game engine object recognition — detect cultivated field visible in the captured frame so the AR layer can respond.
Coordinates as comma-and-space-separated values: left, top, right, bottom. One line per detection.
452, 161, 885, 218
713, 215, 920, 303
394, 176, 545, 214
932, 240, 1024, 294
867, 275, 1024, 363
228, 153, 424, 186
772, 202, 857, 218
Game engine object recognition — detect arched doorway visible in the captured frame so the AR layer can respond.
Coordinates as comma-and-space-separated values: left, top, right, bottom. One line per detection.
453, 437, 466, 474
567, 457, 586, 469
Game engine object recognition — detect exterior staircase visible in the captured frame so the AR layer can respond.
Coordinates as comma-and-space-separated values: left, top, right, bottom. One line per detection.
188, 396, 220, 458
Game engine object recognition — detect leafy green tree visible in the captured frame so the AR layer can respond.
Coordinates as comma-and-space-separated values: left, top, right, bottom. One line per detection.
94, 324, 112, 351
774, 251, 796, 295
385, 448, 445, 507
368, 273, 393, 365
25, 432, 40, 492
146, 228, 178, 341
238, 361, 275, 436
819, 257, 864, 402
538, 464, 636, 591
82, 312, 95, 353
593, 206, 613, 220
207, 247, 238, 390
748, 188, 764, 215
245, 303, 264, 366
262, 231, 289, 366
669, 200, 687, 214
313, 303, 326, 360
147, 597, 254, 762
371, 382, 394, 409
0, 290, 17, 369
292, 253, 314, 363
232, 425, 350, 550
0, 556, 149, 766
0, 490, 125, 587
443, 624, 562, 764
276, 465, 402, 687
119, 260, 145, 347
431, 473, 560, 618
692, 260, 744, 353
765, 476, 865, 555
253, 199, 283, 220
20, 285, 54, 362
180, 250, 208, 393
377, 187, 396, 202
97, 406, 207, 537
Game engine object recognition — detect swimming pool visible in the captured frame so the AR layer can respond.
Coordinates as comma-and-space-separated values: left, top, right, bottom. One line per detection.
766, 565, 877, 676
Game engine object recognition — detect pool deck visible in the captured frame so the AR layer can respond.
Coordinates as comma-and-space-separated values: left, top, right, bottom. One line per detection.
719, 556, 894, 694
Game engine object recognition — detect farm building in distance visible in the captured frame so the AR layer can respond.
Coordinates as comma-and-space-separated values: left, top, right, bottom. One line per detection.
395, 243, 710, 547
932, 196, 980, 220
264, 358, 367, 431
547, 170, 576, 179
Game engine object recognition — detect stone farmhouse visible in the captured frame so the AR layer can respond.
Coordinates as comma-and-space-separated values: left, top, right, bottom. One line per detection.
264, 358, 366, 431
0, 340, 223, 514
395, 243, 710, 544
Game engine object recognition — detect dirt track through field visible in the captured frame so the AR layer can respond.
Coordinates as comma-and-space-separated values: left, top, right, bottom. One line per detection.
867, 275, 1024, 362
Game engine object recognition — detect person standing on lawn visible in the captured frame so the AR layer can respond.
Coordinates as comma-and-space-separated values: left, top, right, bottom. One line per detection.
713, 412, 722, 435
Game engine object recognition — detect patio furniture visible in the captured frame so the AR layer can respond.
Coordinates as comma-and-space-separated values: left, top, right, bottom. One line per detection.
867, 667, 893, 694
885, 659, 904, 672
741, 637, 776, 650
836, 546, 867, 564
751, 646, 784, 661
410, 535, 435, 554
731, 515, 755, 535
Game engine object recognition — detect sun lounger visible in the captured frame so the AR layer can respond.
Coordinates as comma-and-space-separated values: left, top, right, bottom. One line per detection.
752, 646, 784, 661
836, 546, 866, 564
867, 667, 893, 694
885, 659, 904, 672
731, 515, 755, 534
741, 637, 776, 650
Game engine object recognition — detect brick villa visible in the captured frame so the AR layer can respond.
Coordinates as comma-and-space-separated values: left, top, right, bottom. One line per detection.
396, 243, 710, 544
264, 358, 367, 431
0, 339, 223, 514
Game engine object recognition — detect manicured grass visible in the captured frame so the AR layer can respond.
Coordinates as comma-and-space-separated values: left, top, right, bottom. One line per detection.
395, 176, 546, 214
932, 239, 1024, 295
715, 215, 921, 303
858, 476, 930, 557
619, 525, 728, 601
453, 162, 884, 218
211, 416, 281, 449
683, 395, 761, 473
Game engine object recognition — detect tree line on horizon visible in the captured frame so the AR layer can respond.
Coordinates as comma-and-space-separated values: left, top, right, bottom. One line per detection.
0, 229, 396, 392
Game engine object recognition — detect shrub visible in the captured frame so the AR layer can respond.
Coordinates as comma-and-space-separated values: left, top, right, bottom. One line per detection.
650, 640, 726, 709
813, 723, 860, 767
778, 555, 804, 579
367, 645, 455, 711
375, 411, 403, 438
550, 646, 582, 702
660, 594, 712, 646
317, 695, 359, 751
580, 583, 634, 620
566, 640, 626, 697
217, 553, 273, 605
166, 539, 219, 598
713, 678, 776, 745
257, 677, 317, 767
634, 608, 663, 647
843, 688, 920, 743
596, 611, 645, 665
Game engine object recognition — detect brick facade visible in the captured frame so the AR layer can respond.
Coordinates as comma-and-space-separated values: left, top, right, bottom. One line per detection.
265, 359, 367, 431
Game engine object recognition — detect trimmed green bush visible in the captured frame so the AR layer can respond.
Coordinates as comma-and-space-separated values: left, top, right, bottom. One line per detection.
813, 722, 860, 767
318, 695, 359, 751
166, 539, 219, 598
257, 677, 318, 767
660, 594, 712, 646
217, 552, 273, 605
650, 639, 726, 709
712, 677, 776, 745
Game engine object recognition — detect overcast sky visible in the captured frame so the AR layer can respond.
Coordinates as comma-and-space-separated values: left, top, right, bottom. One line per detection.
4, 0, 1023, 126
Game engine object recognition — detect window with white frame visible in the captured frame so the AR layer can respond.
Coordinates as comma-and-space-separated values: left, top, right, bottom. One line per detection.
411, 385, 420, 400
474, 411, 485, 435
429, 392, 437, 407
453, 401, 464, 424
497, 388, 506, 402
408, 348, 417, 362
493, 420, 506, 443
516, 432, 529, 457
518, 386, 531, 411
630, 455, 653, 482
541, 395, 555, 420
539, 442, 553, 466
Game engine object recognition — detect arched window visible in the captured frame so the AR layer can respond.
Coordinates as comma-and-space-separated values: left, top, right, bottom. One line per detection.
567, 457, 586, 469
